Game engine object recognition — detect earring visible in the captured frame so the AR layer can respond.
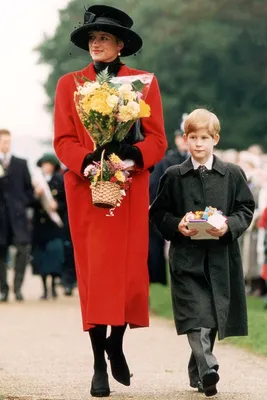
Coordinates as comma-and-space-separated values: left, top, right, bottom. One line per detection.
118, 51, 121, 56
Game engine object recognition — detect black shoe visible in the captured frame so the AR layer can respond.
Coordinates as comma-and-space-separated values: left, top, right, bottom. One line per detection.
51, 287, 58, 299
90, 371, 110, 397
202, 369, 219, 397
64, 286, 73, 296
15, 291, 24, 301
0, 290, 9, 302
105, 337, 130, 386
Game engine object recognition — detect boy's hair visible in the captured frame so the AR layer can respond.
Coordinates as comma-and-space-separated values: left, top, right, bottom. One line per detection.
0, 129, 11, 137
184, 109, 220, 138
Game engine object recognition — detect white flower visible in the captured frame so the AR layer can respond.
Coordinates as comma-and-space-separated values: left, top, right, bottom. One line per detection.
118, 84, 136, 101
106, 94, 119, 108
127, 101, 140, 114
118, 101, 140, 122
118, 83, 133, 95
79, 81, 100, 95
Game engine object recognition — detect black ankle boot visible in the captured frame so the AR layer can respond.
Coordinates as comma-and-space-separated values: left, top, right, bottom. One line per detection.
105, 336, 130, 386
90, 370, 110, 397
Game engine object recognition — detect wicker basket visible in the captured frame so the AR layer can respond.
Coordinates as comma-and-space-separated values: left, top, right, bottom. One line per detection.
91, 181, 121, 208
90, 149, 122, 209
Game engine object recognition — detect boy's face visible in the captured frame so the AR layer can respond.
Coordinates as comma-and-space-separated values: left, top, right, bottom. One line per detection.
184, 129, 220, 164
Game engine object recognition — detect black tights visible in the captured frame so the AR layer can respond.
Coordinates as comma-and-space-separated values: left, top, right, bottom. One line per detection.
41, 275, 57, 291
89, 324, 127, 371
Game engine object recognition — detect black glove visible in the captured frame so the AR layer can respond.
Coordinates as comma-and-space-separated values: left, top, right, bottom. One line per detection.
116, 143, 144, 168
81, 141, 123, 172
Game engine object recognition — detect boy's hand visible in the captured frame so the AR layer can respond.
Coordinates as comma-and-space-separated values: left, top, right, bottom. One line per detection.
206, 222, 228, 237
178, 214, 198, 237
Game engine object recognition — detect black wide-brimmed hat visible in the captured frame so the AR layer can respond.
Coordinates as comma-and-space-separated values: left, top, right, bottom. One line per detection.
37, 153, 61, 171
70, 5, 143, 57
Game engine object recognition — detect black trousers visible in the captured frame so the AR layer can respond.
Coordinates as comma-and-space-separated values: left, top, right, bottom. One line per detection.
0, 245, 29, 294
187, 327, 218, 386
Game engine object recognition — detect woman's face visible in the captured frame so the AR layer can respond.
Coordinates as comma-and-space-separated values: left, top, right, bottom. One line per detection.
88, 31, 124, 62
41, 162, 55, 175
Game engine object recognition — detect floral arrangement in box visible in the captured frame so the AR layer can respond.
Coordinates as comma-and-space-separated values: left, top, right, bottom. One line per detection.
186, 207, 227, 230
84, 152, 132, 215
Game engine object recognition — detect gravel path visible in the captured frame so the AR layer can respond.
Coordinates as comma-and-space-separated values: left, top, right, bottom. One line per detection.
0, 268, 266, 400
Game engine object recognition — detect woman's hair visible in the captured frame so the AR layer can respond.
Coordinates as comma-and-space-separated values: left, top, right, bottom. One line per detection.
0, 129, 11, 137
184, 109, 220, 138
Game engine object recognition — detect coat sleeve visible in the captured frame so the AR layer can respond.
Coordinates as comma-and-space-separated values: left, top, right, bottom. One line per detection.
23, 160, 34, 206
227, 167, 255, 241
134, 76, 167, 170
149, 168, 182, 241
53, 75, 89, 176
149, 158, 166, 204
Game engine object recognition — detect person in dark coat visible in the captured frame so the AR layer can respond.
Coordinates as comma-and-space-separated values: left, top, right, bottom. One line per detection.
60, 168, 77, 297
150, 109, 255, 397
0, 129, 34, 302
31, 153, 67, 299
149, 130, 189, 285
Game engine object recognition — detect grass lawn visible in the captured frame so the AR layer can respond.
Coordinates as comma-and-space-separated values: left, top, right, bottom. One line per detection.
150, 283, 267, 357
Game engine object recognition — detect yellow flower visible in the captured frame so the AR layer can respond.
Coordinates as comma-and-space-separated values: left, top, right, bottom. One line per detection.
93, 170, 101, 182
90, 91, 113, 115
139, 99, 151, 118
118, 101, 140, 122
114, 170, 126, 182
109, 154, 122, 164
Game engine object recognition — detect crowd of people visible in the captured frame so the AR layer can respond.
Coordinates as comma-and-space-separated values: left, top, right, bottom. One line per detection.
0, 129, 76, 302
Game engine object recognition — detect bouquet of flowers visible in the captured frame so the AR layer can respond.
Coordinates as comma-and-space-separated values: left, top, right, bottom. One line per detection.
84, 151, 132, 215
74, 68, 153, 213
74, 68, 152, 149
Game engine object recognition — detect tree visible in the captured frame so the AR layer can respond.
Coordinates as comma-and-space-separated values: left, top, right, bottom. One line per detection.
36, 0, 267, 149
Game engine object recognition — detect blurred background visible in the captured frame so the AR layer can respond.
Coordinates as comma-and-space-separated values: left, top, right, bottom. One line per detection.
2, 0, 267, 168
1, 0, 267, 356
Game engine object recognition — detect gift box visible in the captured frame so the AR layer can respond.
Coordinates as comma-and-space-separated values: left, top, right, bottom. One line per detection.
187, 207, 227, 240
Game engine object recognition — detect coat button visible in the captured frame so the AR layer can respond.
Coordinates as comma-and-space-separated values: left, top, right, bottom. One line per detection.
40, 218, 45, 223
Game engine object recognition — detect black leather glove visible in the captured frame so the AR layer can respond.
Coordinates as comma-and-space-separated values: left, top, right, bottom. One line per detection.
81, 141, 123, 172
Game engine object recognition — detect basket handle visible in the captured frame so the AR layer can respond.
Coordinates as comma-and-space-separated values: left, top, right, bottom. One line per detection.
100, 149, 105, 180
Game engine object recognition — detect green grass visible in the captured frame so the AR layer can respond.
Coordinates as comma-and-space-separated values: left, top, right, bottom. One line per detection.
150, 283, 267, 357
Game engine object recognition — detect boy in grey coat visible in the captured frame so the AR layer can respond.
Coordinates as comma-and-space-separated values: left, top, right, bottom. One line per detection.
150, 109, 255, 397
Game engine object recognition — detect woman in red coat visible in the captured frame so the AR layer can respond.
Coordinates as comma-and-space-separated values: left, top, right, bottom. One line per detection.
54, 4, 167, 397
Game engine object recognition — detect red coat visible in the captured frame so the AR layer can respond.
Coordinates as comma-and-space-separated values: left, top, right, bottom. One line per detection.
54, 63, 167, 331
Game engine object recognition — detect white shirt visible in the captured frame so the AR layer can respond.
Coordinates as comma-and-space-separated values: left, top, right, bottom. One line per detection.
0, 152, 11, 166
191, 155, 214, 170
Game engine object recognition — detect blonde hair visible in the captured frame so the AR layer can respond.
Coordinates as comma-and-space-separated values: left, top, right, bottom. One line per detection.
0, 129, 11, 137
184, 109, 220, 138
